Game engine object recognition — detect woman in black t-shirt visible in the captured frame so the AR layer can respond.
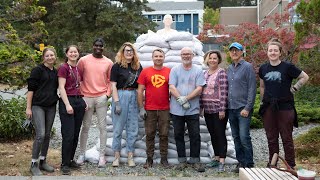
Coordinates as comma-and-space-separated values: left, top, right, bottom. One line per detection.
26, 47, 59, 176
110, 42, 142, 167
259, 38, 309, 169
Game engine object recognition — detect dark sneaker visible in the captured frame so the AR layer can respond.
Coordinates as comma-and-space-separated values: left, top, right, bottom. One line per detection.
143, 158, 153, 169
232, 163, 243, 173
174, 163, 188, 171
61, 165, 71, 175
30, 162, 43, 176
39, 159, 54, 172
207, 160, 219, 168
218, 163, 225, 172
70, 160, 81, 169
193, 163, 205, 172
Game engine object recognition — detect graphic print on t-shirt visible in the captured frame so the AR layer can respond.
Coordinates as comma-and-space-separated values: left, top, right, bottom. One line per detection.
151, 74, 166, 88
265, 71, 281, 83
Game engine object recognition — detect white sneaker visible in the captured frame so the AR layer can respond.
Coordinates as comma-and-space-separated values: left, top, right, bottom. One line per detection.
127, 154, 135, 167
76, 155, 85, 165
98, 156, 106, 168
112, 158, 119, 167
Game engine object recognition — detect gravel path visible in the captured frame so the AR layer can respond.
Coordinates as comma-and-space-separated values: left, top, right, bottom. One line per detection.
49, 112, 319, 177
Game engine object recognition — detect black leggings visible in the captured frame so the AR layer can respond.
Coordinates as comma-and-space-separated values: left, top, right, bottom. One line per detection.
204, 112, 228, 158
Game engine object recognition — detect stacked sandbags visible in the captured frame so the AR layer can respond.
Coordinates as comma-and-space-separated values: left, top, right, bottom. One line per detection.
84, 107, 238, 165
135, 30, 204, 69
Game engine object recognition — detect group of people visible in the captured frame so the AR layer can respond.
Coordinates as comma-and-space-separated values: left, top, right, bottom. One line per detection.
26, 37, 309, 176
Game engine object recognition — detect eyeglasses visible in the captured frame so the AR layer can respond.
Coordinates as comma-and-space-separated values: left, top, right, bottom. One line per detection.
230, 49, 241, 53
124, 49, 133, 53
181, 53, 193, 56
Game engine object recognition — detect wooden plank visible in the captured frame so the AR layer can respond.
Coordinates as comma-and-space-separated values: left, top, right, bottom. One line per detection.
260, 168, 278, 180
271, 168, 293, 180
284, 171, 298, 180
251, 168, 272, 180
264, 168, 285, 179
239, 168, 255, 180
245, 168, 263, 180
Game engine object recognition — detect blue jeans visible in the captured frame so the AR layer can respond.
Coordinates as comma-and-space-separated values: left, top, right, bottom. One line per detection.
112, 90, 139, 153
171, 114, 201, 163
228, 108, 254, 167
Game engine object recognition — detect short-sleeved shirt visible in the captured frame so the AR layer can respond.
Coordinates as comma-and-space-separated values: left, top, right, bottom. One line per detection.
110, 63, 143, 89
259, 61, 301, 109
169, 64, 205, 116
58, 63, 83, 96
137, 66, 170, 110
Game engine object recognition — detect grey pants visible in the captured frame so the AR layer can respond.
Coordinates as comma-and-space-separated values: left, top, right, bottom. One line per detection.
31, 105, 56, 159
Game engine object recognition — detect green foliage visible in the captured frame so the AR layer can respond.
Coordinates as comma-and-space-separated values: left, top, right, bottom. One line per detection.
44, 0, 156, 54
295, 126, 320, 160
251, 85, 320, 129
0, 96, 33, 139
203, 7, 220, 27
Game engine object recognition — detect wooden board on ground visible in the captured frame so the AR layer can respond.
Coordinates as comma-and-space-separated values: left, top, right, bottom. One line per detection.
239, 167, 298, 180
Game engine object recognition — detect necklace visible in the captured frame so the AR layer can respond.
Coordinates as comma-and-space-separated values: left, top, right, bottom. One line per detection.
68, 63, 80, 89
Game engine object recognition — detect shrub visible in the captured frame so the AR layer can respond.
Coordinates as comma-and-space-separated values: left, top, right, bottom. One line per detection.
295, 126, 320, 161
0, 96, 33, 139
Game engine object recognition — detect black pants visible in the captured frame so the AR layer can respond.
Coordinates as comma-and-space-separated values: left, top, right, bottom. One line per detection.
59, 96, 86, 166
204, 112, 228, 158
171, 114, 201, 163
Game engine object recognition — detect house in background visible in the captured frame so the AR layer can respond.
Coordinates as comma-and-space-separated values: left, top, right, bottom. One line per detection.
142, 1, 204, 35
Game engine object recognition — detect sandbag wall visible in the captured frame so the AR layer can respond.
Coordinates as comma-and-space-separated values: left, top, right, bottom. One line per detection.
85, 110, 238, 165
134, 30, 204, 69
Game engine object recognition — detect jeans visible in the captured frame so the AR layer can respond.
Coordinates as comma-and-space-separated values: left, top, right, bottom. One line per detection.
263, 106, 295, 168
171, 114, 201, 163
112, 90, 139, 153
79, 95, 108, 156
228, 108, 254, 167
59, 97, 86, 166
204, 112, 228, 158
144, 110, 169, 158
31, 105, 56, 159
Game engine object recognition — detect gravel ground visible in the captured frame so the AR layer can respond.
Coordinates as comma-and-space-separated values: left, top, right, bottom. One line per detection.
49, 112, 319, 177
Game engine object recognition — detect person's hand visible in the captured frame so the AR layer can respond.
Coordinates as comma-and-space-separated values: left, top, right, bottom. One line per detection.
139, 107, 147, 120
177, 96, 188, 106
290, 85, 298, 94
219, 111, 225, 120
240, 109, 249, 118
26, 107, 32, 119
200, 108, 204, 118
182, 101, 191, 110
66, 104, 74, 114
114, 101, 122, 115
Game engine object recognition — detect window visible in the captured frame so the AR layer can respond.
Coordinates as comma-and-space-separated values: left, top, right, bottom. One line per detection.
152, 15, 162, 22
177, 14, 184, 22
172, 15, 176, 22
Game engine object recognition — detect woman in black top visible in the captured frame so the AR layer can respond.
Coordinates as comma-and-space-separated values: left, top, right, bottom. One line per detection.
26, 47, 59, 176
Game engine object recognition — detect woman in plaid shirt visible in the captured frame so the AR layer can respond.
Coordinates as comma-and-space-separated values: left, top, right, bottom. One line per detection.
200, 50, 228, 172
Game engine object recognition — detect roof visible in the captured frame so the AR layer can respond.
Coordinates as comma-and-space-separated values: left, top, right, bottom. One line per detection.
147, 1, 204, 11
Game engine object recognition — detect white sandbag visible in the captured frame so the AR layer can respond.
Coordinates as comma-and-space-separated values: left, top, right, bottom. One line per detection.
134, 148, 147, 157
165, 56, 181, 63
137, 53, 152, 61
138, 121, 145, 128
107, 132, 113, 139
168, 158, 180, 165
200, 133, 211, 142
134, 157, 147, 164
106, 116, 113, 125
168, 142, 177, 150
227, 136, 233, 141
105, 147, 114, 156
85, 146, 99, 163
199, 125, 209, 133
208, 144, 214, 158
134, 42, 144, 50
225, 157, 238, 164
106, 125, 113, 131
139, 45, 168, 54
200, 157, 212, 163
120, 148, 128, 157
185, 149, 209, 157
199, 117, 207, 125
194, 41, 204, 56
165, 50, 181, 56
143, 33, 169, 48
169, 41, 194, 50
163, 62, 180, 69
136, 33, 148, 43
135, 140, 146, 149
140, 61, 154, 68
155, 149, 178, 158
192, 56, 204, 65
165, 31, 194, 42
227, 147, 235, 155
